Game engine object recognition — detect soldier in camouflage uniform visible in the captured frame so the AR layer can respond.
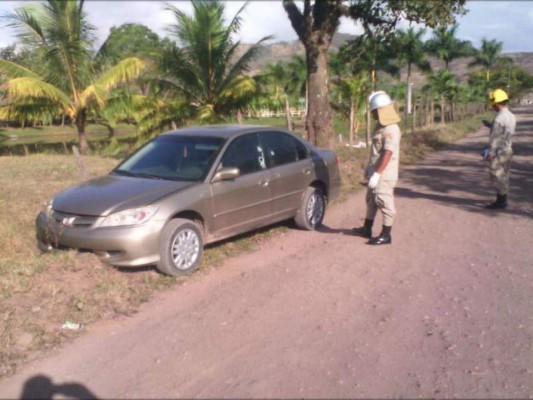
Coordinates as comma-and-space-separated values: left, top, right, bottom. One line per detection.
483, 89, 516, 209
353, 91, 401, 245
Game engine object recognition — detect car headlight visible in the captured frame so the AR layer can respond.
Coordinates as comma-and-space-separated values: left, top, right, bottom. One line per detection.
44, 198, 54, 219
100, 206, 159, 227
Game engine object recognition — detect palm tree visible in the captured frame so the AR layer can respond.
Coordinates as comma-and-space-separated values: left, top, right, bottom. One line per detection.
394, 28, 432, 115
425, 24, 473, 70
263, 62, 288, 108
426, 69, 458, 124
468, 38, 510, 83
262, 62, 295, 128
0, 1, 147, 153
329, 51, 368, 145
286, 54, 307, 108
339, 34, 399, 91
147, 0, 271, 130
337, 35, 399, 144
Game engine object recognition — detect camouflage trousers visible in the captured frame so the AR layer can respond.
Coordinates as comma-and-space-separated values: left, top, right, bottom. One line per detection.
489, 148, 513, 195
365, 180, 396, 226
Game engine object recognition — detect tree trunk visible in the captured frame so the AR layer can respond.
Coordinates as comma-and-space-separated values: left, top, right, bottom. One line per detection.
406, 65, 413, 115
305, 44, 333, 148
283, 0, 340, 148
349, 95, 355, 146
424, 94, 430, 126
412, 103, 417, 134
440, 96, 446, 124
75, 110, 89, 155
107, 124, 116, 138
450, 101, 455, 122
285, 98, 293, 131
236, 109, 243, 124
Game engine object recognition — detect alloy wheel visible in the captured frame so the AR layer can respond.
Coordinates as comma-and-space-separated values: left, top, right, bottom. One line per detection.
306, 191, 325, 227
171, 228, 201, 270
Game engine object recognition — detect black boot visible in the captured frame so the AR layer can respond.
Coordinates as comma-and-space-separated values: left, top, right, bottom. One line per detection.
368, 225, 392, 245
353, 219, 373, 238
486, 194, 508, 209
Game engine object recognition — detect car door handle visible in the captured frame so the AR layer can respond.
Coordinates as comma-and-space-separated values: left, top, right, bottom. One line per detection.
303, 168, 311, 175
258, 180, 269, 187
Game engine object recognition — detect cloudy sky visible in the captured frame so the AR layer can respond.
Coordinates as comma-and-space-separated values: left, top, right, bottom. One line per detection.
0, 1, 532, 53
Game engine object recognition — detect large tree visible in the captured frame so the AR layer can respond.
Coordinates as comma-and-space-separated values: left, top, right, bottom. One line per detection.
282, 0, 467, 148
96, 23, 162, 69
0, 0, 147, 153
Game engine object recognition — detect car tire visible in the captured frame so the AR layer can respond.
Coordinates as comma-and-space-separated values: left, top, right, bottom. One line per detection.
294, 186, 326, 230
157, 218, 204, 277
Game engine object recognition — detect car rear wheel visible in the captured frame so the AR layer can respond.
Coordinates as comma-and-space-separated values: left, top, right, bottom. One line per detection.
294, 186, 325, 230
157, 218, 203, 276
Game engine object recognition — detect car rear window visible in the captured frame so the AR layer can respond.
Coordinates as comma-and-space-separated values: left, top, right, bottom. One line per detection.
260, 131, 309, 167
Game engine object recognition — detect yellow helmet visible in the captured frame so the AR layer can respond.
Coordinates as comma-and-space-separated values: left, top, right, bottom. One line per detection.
489, 89, 509, 105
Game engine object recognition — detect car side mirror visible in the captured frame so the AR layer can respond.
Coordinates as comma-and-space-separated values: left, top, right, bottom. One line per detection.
211, 167, 240, 183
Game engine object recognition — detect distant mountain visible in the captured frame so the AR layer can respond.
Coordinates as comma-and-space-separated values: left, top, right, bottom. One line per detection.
507, 53, 533, 74
239, 33, 356, 74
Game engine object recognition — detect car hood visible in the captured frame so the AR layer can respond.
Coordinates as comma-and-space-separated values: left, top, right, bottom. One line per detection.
53, 174, 196, 216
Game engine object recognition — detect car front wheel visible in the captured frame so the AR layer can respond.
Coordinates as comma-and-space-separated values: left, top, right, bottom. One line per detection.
157, 218, 203, 276
294, 186, 326, 230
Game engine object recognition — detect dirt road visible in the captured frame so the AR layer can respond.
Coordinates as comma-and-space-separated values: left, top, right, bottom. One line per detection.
2, 107, 533, 399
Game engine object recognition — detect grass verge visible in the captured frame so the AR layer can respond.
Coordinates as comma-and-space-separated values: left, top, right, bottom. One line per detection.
0, 114, 489, 377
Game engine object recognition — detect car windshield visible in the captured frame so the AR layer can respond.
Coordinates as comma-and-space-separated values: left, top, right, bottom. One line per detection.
113, 135, 225, 181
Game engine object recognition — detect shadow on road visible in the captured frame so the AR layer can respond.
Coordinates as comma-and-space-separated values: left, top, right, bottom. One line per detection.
19, 374, 99, 399
317, 225, 354, 235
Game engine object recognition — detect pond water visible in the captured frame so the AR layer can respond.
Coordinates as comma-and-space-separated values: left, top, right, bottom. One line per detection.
0, 132, 138, 156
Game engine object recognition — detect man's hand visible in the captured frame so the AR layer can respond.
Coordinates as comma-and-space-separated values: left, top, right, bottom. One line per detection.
368, 172, 381, 189
482, 119, 493, 128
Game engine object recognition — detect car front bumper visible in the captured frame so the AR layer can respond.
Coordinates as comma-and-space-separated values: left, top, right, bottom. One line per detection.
35, 211, 165, 267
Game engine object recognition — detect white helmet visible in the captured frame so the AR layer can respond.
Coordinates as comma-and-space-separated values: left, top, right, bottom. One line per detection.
368, 91, 394, 111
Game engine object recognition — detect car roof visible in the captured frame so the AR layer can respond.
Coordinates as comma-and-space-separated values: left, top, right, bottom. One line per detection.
160, 125, 286, 140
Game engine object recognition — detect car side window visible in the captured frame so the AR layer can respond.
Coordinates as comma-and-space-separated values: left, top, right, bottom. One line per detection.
219, 133, 267, 175
260, 131, 308, 168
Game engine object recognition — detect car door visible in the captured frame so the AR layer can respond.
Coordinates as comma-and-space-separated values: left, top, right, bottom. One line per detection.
210, 132, 273, 238
259, 131, 313, 218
